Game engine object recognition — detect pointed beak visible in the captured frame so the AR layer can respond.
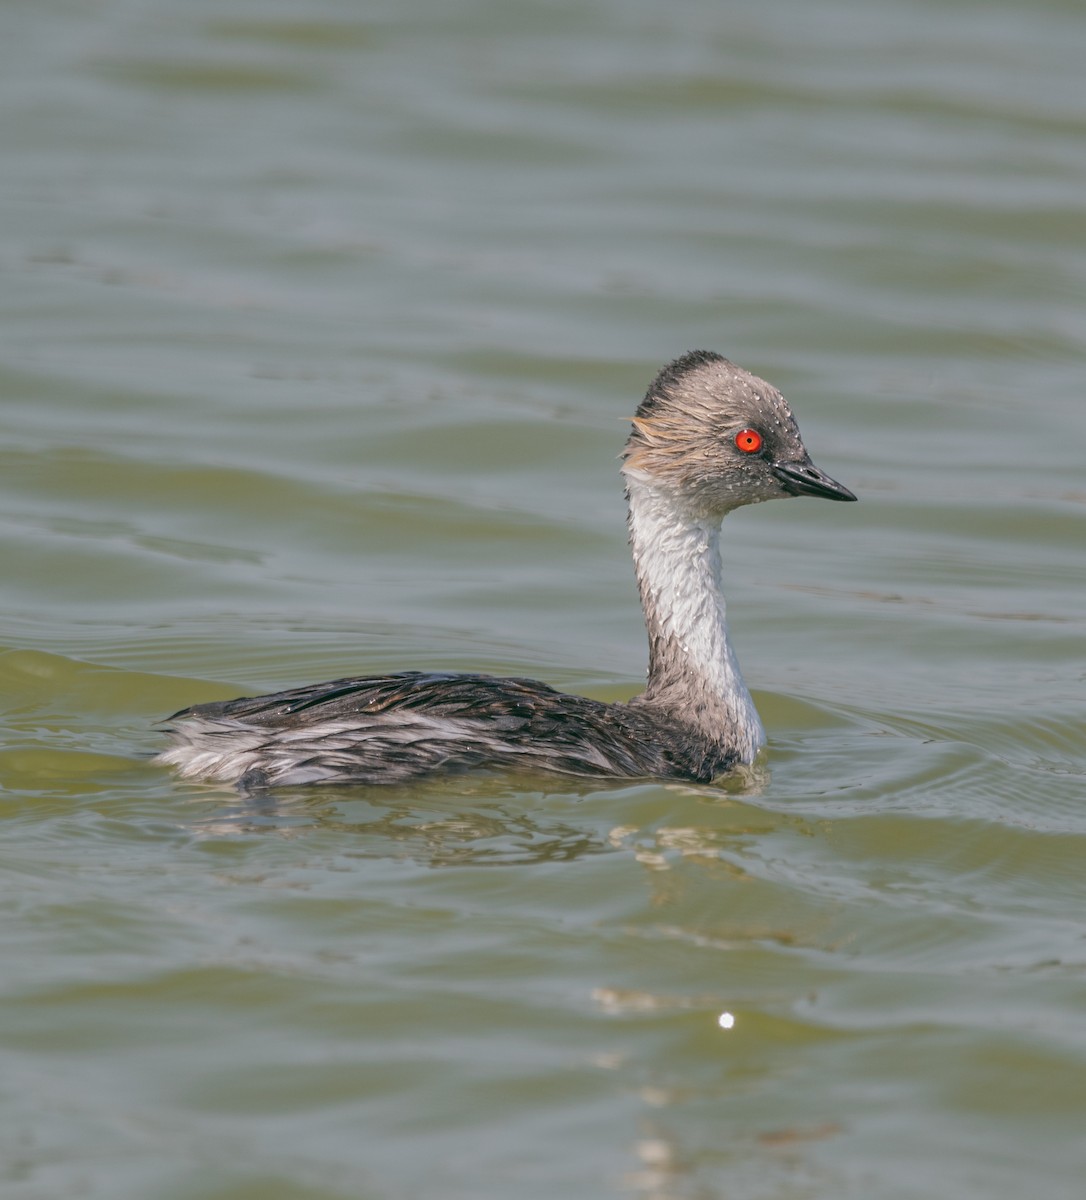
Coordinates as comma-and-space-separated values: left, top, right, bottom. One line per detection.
771, 457, 857, 502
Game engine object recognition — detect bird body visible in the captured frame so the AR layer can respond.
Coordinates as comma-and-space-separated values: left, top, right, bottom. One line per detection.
159, 671, 730, 790
158, 351, 856, 789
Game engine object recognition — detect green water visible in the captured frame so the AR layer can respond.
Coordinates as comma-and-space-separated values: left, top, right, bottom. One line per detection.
1, 1, 1084, 1197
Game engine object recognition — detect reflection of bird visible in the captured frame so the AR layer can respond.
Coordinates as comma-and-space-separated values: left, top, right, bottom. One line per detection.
158, 351, 856, 789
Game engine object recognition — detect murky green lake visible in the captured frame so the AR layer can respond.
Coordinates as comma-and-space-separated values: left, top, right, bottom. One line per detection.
1, 1, 1084, 1197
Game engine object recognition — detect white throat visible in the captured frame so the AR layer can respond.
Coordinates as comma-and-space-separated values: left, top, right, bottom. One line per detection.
624, 474, 765, 763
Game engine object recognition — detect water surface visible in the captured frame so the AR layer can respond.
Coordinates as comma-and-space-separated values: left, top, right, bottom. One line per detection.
1, 1, 1084, 1197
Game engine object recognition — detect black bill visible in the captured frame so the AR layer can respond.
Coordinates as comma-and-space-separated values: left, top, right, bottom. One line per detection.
772, 458, 857, 502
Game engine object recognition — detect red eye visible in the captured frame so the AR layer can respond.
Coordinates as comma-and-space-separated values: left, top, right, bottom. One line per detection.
734, 428, 763, 454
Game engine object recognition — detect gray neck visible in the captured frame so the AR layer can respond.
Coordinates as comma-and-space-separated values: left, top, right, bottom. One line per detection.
624, 476, 765, 764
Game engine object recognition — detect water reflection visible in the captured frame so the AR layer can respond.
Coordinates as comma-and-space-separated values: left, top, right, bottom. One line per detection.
186, 782, 613, 866
182, 766, 776, 870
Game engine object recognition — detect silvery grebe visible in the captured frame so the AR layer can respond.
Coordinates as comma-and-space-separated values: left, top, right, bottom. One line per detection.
158, 351, 856, 789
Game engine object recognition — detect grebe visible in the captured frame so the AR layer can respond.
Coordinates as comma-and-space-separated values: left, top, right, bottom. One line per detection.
158, 351, 856, 789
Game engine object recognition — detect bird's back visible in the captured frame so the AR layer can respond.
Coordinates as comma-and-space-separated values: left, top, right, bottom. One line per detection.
158, 670, 729, 789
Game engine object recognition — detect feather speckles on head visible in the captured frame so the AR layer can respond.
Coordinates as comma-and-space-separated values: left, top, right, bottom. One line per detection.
621, 350, 805, 515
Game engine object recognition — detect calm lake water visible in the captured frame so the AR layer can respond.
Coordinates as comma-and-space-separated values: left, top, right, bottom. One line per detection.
1, 1, 1084, 1197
